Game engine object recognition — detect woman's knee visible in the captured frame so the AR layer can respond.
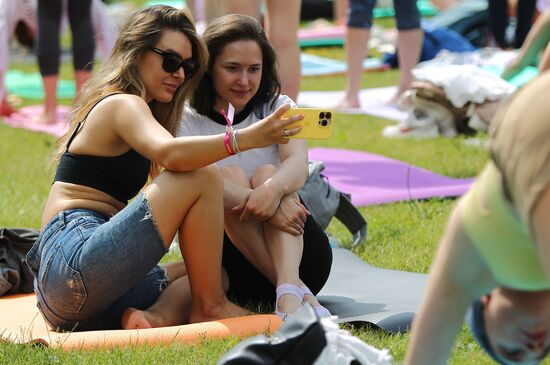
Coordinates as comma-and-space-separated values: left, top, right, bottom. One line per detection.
220, 165, 249, 186
151, 166, 223, 203
251, 164, 277, 188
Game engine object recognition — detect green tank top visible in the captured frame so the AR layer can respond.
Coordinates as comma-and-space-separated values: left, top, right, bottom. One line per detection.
460, 162, 549, 290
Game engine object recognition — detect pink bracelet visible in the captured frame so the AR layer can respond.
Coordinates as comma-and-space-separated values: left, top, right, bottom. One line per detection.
224, 130, 236, 155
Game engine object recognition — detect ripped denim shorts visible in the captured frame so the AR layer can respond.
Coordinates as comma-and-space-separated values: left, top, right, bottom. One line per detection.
26, 193, 169, 331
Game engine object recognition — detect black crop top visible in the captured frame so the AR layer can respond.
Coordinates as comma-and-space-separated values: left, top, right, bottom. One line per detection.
54, 95, 150, 204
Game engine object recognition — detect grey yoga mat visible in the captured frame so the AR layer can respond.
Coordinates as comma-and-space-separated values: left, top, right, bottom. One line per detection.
317, 248, 428, 333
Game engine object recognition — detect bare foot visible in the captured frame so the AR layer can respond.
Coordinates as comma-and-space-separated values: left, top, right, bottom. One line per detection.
121, 307, 154, 329
0, 101, 16, 117
277, 292, 303, 317
387, 89, 413, 110
300, 284, 332, 318
302, 291, 321, 308
335, 97, 360, 110
33, 109, 58, 125
388, 89, 405, 105
189, 299, 252, 324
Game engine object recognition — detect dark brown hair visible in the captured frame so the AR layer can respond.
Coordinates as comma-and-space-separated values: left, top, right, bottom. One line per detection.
190, 14, 280, 116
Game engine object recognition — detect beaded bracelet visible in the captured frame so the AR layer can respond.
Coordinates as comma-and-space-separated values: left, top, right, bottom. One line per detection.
232, 129, 241, 154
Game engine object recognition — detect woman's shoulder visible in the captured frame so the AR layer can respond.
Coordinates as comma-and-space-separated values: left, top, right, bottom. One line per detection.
92, 93, 148, 116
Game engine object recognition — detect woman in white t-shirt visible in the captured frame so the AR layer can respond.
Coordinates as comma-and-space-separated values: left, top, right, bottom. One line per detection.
178, 14, 333, 320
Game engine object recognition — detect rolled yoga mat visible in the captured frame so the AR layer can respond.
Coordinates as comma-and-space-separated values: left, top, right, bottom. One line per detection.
0, 293, 281, 350
318, 248, 427, 333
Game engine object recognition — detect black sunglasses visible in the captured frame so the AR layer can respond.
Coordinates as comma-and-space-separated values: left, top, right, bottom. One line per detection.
150, 47, 197, 77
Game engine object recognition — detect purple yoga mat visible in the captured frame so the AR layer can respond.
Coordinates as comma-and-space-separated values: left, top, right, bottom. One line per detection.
308, 147, 475, 206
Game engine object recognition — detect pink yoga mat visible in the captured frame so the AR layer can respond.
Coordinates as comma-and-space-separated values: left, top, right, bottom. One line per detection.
308, 147, 475, 206
298, 25, 346, 41
3, 105, 71, 137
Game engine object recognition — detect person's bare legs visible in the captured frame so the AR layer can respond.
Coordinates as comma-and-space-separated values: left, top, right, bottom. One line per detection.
391, 28, 423, 103
250, 166, 307, 315
264, 0, 301, 100
162, 261, 187, 282
121, 275, 192, 328
0, 95, 16, 117
221, 0, 301, 99
337, 27, 370, 109
121, 262, 233, 329
138, 166, 250, 324
221, 166, 277, 283
39, 75, 58, 124
0, 72, 16, 117
222, 165, 325, 316
333, 0, 348, 25
222, 0, 261, 18
74, 70, 91, 101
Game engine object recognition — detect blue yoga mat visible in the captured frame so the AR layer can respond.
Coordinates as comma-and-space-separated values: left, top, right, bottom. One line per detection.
301, 53, 383, 77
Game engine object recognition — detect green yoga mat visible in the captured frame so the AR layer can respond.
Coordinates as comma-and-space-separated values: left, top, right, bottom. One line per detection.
6, 70, 75, 100
374, 0, 439, 18
482, 65, 539, 88
145, 0, 185, 8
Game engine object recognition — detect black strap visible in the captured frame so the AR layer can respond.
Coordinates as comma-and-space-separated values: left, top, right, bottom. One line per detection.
66, 93, 121, 151
335, 193, 367, 247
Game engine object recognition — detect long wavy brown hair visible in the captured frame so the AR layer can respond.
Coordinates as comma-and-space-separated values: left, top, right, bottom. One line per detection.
54, 5, 208, 178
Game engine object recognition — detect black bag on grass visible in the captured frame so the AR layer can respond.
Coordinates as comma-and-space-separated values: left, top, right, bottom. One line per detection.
0, 227, 39, 296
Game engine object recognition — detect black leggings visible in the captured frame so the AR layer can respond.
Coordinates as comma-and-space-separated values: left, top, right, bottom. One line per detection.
37, 0, 95, 76
488, 0, 537, 48
222, 214, 333, 307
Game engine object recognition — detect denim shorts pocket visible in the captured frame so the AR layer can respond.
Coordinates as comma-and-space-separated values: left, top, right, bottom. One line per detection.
40, 242, 88, 314
25, 218, 64, 274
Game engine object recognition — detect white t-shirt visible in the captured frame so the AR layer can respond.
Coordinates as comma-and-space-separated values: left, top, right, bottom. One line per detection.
178, 95, 296, 178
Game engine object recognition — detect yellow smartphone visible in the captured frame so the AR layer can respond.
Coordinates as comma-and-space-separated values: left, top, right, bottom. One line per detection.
283, 108, 335, 139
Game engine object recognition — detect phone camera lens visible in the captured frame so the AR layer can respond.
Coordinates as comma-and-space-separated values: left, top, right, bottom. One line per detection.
320, 119, 328, 127
319, 112, 325, 118
326, 112, 332, 119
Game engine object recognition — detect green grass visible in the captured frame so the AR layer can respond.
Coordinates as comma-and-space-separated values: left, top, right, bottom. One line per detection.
2, 3, 544, 364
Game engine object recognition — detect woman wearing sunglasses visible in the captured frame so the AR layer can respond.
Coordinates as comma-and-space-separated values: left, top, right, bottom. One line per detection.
25, 5, 302, 331
405, 72, 550, 364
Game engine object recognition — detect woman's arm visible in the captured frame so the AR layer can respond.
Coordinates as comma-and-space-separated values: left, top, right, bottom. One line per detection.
405, 203, 496, 365
539, 43, 550, 74
108, 95, 301, 171
502, 11, 550, 80
235, 138, 308, 221
531, 183, 550, 279
271, 138, 309, 194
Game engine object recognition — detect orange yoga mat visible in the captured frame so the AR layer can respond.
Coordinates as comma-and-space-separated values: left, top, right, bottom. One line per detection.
0, 294, 281, 350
